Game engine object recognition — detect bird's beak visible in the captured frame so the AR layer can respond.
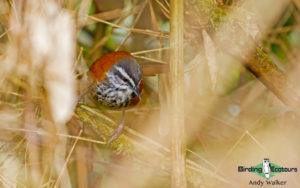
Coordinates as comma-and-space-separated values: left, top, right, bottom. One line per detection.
133, 87, 141, 101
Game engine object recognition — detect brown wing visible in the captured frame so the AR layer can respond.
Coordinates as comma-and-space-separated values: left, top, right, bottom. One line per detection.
139, 61, 169, 76
89, 51, 134, 81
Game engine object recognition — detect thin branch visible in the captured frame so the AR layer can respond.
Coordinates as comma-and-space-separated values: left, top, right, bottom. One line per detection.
186, 149, 217, 170
87, 16, 127, 60
133, 55, 167, 64
116, 0, 149, 51
85, 5, 142, 25
214, 131, 247, 174
153, 0, 170, 18
2, 127, 106, 145
54, 129, 83, 188
163, 0, 170, 8
88, 16, 169, 38
131, 47, 170, 55
0, 27, 13, 39
57, 133, 106, 145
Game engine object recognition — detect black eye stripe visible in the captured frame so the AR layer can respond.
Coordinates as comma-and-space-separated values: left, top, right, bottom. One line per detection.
118, 75, 129, 84
121, 77, 129, 82
113, 70, 127, 82
113, 67, 135, 87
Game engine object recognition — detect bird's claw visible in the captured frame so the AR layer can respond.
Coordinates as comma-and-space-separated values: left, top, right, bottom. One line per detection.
107, 122, 124, 144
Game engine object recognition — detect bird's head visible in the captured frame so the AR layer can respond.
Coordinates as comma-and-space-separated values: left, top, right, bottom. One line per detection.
106, 57, 143, 103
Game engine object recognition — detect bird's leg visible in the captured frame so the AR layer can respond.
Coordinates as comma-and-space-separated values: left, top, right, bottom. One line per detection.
108, 110, 125, 144
76, 89, 90, 105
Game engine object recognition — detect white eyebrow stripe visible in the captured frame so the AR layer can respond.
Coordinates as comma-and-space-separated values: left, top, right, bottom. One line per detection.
114, 66, 135, 87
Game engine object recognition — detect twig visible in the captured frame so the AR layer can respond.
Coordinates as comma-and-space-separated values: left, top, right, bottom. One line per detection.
84, 5, 142, 25
153, 0, 170, 18
133, 55, 167, 64
163, 0, 170, 8
88, 16, 169, 38
54, 129, 83, 188
2, 127, 106, 145
87, 16, 126, 60
116, 0, 149, 51
131, 47, 170, 55
186, 149, 217, 170
0, 27, 13, 39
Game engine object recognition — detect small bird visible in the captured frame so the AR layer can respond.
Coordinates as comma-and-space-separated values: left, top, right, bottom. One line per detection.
79, 51, 143, 143
263, 158, 271, 179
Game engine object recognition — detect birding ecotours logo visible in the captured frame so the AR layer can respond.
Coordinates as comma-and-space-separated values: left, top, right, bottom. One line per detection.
238, 158, 297, 179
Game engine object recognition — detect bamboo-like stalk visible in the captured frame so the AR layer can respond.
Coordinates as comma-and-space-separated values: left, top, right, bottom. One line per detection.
169, 0, 186, 187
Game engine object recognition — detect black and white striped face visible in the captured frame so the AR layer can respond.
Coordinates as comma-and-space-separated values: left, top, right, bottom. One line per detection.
93, 58, 142, 109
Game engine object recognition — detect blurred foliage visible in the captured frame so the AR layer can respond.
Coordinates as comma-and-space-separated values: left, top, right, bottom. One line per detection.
199, 0, 228, 28
1, 0, 300, 187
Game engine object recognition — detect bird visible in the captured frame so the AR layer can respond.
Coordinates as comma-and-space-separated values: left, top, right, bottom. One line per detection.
78, 51, 144, 143
263, 158, 271, 179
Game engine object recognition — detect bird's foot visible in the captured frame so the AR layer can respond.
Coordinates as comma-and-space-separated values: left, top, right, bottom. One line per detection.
107, 110, 125, 144
107, 121, 124, 144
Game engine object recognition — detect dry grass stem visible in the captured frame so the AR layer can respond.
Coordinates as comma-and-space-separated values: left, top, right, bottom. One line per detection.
54, 129, 83, 188
131, 47, 170, 55
88, 16, 169, 38
169, 0, 186, 187
115, 0, 149, 51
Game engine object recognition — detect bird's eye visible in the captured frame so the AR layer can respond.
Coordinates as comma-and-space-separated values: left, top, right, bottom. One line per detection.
122, 77, 129, 83
131, 92, 135, 98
